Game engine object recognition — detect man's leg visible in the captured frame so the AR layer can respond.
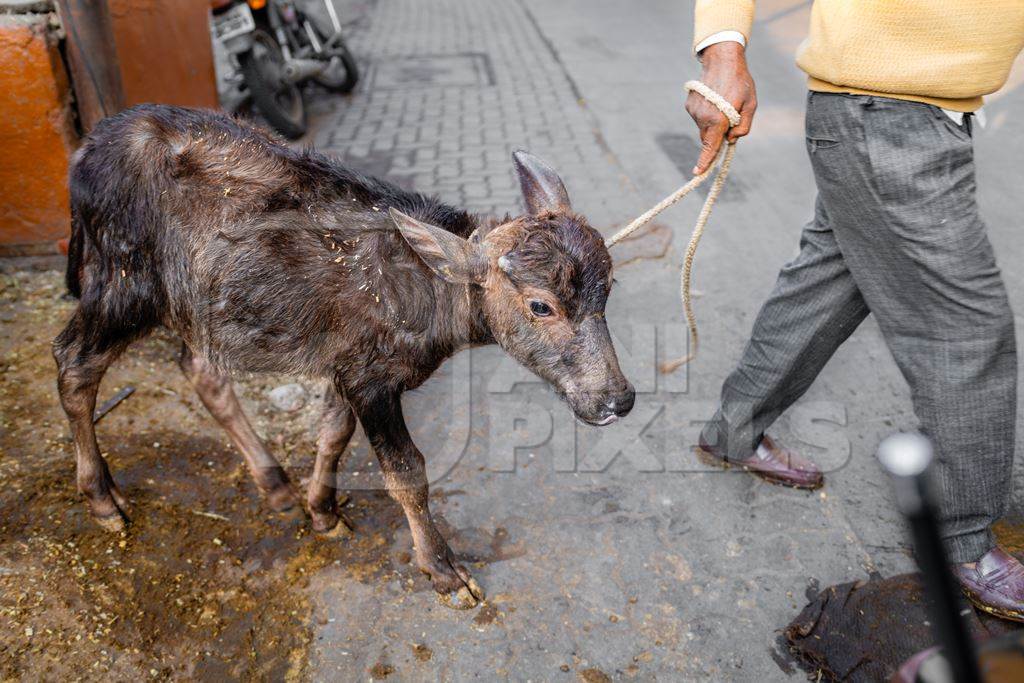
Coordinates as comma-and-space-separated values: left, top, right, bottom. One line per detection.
807, 93, 1016, 564
702, 196, 870, 464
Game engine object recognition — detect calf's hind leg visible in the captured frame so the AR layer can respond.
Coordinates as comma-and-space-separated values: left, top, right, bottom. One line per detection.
53, 312, 132, 532
307, 387, 356, 534
178, 344, 297, 512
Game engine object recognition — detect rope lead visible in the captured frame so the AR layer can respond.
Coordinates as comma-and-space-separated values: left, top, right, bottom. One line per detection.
605, 80, 739, 373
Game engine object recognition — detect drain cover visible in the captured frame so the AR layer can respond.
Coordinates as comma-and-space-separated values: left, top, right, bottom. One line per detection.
372, 53, 494, 89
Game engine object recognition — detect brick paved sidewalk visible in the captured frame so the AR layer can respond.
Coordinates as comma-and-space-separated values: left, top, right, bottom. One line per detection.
310, 0, 632, 219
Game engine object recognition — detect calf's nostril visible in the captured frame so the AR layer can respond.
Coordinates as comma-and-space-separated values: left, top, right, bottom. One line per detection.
615, 389, 635, 416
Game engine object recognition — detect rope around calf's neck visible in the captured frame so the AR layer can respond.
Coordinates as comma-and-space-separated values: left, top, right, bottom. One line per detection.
605, 80, 741, 373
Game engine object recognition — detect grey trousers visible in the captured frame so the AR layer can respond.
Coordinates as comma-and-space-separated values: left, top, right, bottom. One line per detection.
702, 92, 1017, 563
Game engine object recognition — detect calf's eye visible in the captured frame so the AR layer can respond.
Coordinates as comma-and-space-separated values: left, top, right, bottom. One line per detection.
530, 300, 552, 317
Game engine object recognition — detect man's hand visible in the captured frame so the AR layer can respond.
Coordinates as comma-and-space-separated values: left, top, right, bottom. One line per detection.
686, 41, 756, 175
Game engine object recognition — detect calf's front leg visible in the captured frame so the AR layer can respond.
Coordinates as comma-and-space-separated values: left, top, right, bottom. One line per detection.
352, 390, 484, 609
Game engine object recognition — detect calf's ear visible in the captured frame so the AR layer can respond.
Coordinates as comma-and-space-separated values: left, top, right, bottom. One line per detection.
390, 208, 487, 284
513, 150, 572, 215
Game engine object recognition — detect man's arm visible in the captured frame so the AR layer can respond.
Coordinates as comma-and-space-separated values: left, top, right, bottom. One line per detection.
688, 1, 757, 174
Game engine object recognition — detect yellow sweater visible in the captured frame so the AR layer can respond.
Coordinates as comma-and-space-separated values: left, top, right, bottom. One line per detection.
694, 0, 1024, 112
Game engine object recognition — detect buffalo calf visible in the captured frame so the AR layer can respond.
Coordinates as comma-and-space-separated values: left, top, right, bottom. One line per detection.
54, 104, 634, 608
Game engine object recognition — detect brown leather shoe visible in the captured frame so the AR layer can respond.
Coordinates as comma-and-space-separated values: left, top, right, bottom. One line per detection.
952, 547, 1024, 623
696, 434, 824, 490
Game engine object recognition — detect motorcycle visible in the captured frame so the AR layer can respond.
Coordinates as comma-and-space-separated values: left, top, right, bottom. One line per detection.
211, 0, 359, 139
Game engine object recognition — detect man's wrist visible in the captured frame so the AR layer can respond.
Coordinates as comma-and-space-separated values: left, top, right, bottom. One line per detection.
699, 40, 747, 73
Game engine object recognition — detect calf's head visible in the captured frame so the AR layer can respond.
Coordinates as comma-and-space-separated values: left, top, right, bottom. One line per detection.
390, 150, 635, 425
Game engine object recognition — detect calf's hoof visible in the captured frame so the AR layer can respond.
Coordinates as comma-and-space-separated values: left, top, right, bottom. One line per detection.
93, 510, 128, 533
311, 509, 354, 538
438, 578, 485, 610
307, 493, 352, 535
425, 555, 485, 610
87, 488, 130, 533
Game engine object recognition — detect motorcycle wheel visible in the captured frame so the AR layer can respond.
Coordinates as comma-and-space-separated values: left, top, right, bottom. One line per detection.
238, 29, 308, 139
314, 38, 359, 93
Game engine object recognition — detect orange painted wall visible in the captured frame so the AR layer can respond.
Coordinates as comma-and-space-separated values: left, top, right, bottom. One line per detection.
0, 13, 76, 252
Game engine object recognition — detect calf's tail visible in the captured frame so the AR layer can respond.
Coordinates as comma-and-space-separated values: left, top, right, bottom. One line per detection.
65, 207, 86, 299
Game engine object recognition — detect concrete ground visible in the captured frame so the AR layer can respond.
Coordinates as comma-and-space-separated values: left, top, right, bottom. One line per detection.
296, 0, 1024, 680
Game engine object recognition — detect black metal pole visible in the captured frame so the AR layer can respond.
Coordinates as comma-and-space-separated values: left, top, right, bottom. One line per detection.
877, 433, 982, 683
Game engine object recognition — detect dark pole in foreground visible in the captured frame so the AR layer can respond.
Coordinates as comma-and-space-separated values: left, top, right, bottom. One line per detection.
877, 433, 982, 683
